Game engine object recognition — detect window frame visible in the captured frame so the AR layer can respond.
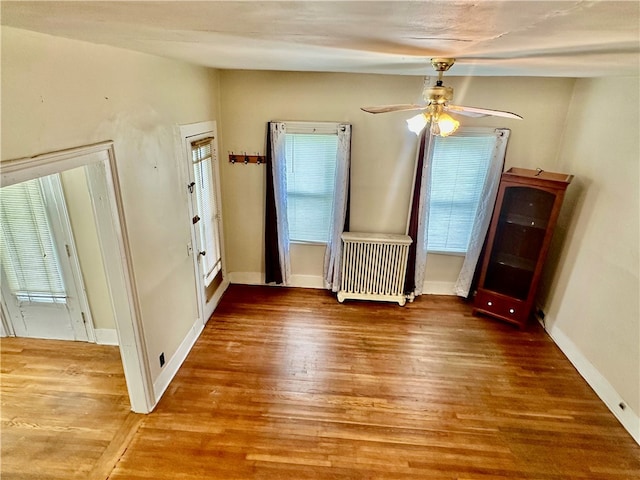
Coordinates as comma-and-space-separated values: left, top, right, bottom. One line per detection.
426, 128, 504, 256
282, 121, 343, 245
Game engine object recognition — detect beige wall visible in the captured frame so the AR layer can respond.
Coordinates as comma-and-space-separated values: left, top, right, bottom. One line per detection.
7, 24, 635, 430
541, 76, 640, 415
1, 27, 220, 381
218, 70, 575, 288
60, 167, 116, 330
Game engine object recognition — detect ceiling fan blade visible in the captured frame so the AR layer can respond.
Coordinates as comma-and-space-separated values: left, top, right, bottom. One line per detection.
444, 106, 486, 118
447, 104, 523, 120
361, 104, 424, 114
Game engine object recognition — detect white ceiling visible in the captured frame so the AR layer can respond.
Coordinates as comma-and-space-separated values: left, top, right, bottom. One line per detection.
2, 1, 639, 77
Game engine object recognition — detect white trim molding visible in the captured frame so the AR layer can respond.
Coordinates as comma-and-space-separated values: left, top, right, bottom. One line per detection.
228, 271, 324, 289
94, 328, 119, 346
422, 281, 456, 296
545, 321, 640, 445
228, 272, 459, 294
1, 142, 155, 414
153, 318, 204, 403
203, 279, 230, 324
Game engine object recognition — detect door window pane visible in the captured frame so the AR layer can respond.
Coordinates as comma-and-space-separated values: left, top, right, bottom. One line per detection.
0, 179, 67, 302
192, 141, 222, 286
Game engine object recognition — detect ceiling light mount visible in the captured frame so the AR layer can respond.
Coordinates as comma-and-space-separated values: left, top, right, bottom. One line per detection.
431, 58, 455, 85
430, 58, 455, 72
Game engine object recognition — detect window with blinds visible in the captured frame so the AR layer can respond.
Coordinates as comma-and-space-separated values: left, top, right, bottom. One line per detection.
191, 139, 221, 286
285, 131, 339, 243
427, 133, 499, 254
0, 178, 67, 303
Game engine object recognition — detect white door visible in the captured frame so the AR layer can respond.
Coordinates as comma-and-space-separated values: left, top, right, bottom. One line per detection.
0, 174, 91, 341
183, 125, 224, 324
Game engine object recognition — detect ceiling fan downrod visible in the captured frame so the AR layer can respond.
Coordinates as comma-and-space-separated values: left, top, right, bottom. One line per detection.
430, 58, 455, 86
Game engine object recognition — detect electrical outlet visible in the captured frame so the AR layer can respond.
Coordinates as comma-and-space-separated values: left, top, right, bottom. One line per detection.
159, 352, 165, 367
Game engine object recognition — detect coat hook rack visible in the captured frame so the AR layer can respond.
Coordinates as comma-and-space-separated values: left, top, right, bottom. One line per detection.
228, 151, 265, 165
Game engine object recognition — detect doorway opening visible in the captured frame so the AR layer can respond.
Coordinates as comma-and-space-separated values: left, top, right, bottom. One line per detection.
0, 142, 153, 413
1, 172, 96, 342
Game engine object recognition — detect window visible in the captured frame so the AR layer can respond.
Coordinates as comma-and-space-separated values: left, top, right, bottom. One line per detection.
0, 178, 67, 302
284, 123, 340, 243
427, 132, 500, 254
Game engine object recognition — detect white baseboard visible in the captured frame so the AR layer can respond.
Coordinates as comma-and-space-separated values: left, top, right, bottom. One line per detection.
227, 271, 324, 289
228, 272, 457, 295
94, 328, 119, 345
422, 280, 456, 295
152, 318, 204, 404
545, 321, 640, 445
217, 272, 640, 445
203, 279, 230, 324
227, 271, 263, 285
290, 274, 325, 289
151, 279, 229, 405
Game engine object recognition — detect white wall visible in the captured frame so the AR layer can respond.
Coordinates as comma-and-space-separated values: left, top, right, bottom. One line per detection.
60, 167, 116, 330
1, 27, 220, 384
218, 70, 575, 289
540, 76, 640, 440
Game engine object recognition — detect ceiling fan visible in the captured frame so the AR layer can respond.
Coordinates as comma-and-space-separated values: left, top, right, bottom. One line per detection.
361, 58, 522, 136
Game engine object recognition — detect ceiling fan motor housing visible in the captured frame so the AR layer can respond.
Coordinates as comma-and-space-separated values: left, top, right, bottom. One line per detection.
424, 85, 454, 105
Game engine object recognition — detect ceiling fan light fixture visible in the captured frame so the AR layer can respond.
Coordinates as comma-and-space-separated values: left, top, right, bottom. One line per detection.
406, 113, 429, 135
434, 112, 460, 137
407, 111, 460, 137
364, 57, 522, 135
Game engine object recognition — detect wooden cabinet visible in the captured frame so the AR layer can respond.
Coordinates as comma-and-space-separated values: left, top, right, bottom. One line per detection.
473, 167, 573, 329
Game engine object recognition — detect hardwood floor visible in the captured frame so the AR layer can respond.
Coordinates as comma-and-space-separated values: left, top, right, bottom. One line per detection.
3, 285, 639, 479
108, 285, 638, 480
0, 337, 138, 480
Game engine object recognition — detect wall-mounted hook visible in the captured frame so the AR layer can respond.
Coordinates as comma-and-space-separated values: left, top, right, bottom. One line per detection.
228, 152, 266, 164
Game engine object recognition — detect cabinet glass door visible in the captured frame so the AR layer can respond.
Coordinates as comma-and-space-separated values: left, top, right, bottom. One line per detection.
484, 186, 555, 299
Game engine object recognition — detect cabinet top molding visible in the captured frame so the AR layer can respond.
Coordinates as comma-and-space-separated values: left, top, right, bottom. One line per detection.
504, 167, 573, 187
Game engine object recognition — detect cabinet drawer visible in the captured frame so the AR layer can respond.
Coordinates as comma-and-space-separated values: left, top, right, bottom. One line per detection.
474, 289, 528, 327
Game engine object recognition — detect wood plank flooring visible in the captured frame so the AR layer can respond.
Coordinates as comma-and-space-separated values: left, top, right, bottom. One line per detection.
104, 285, 639, 479
1, 337, 137, 480
3, 285, 639, 479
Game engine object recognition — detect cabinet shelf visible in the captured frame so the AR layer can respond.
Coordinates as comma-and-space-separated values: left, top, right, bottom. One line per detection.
501, 213, 548, 230
491, 253, 536, 272
474, 167, 572, 329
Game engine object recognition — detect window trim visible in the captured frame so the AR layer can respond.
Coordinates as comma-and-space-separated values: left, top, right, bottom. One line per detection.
280, 120, 343, 245
425, 127, 505, 256
280, 121, 344, 135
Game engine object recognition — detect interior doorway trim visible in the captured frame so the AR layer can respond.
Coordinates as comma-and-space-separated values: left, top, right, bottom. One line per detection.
1, 141, 154, 413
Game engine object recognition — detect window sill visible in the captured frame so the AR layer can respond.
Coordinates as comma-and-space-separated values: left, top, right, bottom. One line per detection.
427, 250, 466, 257
290, 240, 327, 247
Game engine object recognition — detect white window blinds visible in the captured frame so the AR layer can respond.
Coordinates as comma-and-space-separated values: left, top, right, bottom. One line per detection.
191, 139, 222, 286
285, 132, 338, 243
0, 178, 67, 302
428, 133, 499, 253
